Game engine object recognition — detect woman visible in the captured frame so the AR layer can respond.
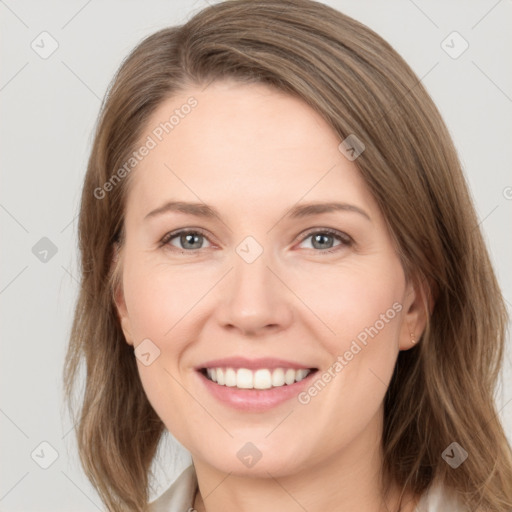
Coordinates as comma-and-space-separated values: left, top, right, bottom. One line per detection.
63, 1, 512, 511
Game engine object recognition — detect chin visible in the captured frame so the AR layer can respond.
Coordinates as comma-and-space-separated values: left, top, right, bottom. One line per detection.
194, 439, 312, 479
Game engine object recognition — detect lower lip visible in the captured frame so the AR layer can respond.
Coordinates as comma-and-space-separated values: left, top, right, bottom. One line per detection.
196, 370, 317, 412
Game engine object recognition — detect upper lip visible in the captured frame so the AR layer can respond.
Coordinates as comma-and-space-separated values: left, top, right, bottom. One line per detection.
196, 357, 317, 371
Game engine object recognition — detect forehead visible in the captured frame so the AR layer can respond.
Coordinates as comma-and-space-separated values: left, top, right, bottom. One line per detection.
125, 80, 377, 221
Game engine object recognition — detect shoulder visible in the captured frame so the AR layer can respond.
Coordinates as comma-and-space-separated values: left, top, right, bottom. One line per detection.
415, 481, 470, 512
147, 464, 197, 512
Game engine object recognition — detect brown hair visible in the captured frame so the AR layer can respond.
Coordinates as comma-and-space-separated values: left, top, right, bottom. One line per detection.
63, 0, 512, 510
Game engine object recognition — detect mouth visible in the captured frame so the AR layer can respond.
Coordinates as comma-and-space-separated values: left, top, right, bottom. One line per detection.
194, 357, 320, 410
199, 366, 318, 390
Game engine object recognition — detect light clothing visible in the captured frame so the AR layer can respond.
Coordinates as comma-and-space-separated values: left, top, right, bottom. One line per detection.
148, 464, 468, 511
149, 465, 197, 512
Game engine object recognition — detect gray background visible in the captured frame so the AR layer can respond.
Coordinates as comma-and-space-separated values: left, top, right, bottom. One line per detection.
1, 0, 511, 510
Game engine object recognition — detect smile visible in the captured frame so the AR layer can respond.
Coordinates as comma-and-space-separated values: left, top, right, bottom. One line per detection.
201, 367, 315, 389
195, 357, 319, 411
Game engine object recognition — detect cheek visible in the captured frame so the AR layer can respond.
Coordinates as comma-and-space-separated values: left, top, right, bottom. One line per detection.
122, 256, 211, 344
293, 258, 404, 353
299, 260, 404, 418
120, 258, 210, 435
296, 261, 404, 427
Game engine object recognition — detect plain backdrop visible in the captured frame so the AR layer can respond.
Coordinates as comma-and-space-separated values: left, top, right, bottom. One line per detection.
1, 1, 511, 510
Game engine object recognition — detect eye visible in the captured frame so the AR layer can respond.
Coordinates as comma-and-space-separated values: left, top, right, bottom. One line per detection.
297, 228, 352, 254
160, 229, 213, 252
159, 227, 353, 255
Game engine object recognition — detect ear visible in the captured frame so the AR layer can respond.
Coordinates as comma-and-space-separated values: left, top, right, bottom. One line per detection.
398, 274, 434, 351
111, 243, 135, 347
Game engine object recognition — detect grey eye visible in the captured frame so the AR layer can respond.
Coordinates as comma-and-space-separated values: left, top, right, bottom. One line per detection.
165, 231, 212, 250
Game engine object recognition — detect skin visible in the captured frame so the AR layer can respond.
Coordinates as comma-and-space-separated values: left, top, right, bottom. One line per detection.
114, 79, 428, 512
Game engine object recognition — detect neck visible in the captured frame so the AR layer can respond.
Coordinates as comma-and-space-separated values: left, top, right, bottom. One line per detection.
191, 412, 419, 512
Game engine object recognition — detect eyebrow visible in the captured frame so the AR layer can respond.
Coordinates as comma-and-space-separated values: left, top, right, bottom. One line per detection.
144, 200, 371, 222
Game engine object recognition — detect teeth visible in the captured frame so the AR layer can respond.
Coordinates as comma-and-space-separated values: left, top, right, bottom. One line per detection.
272, 368, 285, 387
225, 368, 237, 387
204, 367, 312, 389
284, 368, 296, 385
237, 368, 253, 389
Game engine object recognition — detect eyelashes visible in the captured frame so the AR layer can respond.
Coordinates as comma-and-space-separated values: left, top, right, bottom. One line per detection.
160, 228, 213, 252
298, 227, 353, 253
159, 227, 353, 255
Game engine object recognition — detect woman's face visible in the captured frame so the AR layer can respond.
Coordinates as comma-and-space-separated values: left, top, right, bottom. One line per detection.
115, 80, 422, 477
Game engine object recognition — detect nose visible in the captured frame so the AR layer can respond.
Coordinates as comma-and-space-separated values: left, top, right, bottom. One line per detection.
215, 251, 294, 337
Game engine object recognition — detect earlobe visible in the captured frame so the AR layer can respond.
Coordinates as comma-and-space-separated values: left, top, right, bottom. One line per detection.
119, 315, 135, 347
114, 284, 135, 347
398, 276, 432, 351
